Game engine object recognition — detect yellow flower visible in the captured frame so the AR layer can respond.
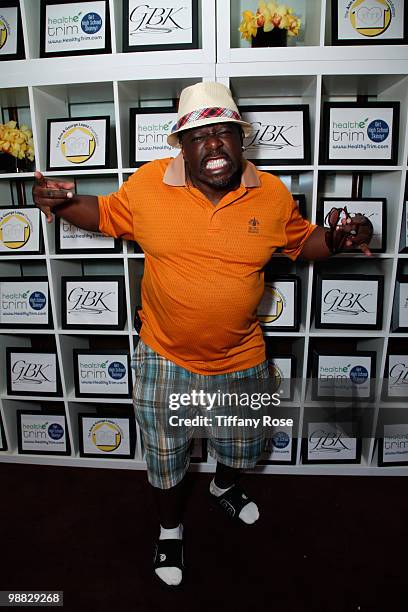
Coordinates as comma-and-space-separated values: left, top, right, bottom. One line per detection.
239, 10, 258, 41
287, 15, 301, 35
240, 1, 301, 39
276, 4, 290, 17
0, 120, 35, 161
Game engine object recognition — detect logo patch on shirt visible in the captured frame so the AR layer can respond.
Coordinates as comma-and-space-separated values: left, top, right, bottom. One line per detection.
248, 218, 260, 234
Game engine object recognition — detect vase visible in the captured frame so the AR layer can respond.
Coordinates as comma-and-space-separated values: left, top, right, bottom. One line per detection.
0, 153, 34, 173
251, 27, 287, 47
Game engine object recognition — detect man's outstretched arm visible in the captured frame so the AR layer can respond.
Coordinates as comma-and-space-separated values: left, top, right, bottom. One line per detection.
32, 171, 100, 231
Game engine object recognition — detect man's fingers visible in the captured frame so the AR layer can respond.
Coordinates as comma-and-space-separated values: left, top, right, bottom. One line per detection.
38, 204, 53, 223
358, 242, 372, 257
40, 188, 73, 199
34, 171, 74, 194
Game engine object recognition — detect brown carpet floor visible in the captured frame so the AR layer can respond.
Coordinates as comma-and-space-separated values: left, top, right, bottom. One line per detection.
1, 463, 407, 612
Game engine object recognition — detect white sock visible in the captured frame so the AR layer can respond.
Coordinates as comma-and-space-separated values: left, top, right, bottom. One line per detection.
155, 524, 183, 586
209, 478, 259, 525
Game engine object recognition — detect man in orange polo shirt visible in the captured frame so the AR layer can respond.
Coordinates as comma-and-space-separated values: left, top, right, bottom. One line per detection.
33, 82, 372, 587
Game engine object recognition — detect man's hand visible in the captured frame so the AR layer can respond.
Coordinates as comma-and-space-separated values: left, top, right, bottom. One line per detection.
325, 207, 373, 257
32, 171, 75, 223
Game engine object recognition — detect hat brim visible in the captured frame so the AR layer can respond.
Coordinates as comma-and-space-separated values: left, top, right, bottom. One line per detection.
167, 117, 252, 148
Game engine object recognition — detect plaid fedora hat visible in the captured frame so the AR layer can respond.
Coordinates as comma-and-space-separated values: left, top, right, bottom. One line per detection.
167, 81, 252, 148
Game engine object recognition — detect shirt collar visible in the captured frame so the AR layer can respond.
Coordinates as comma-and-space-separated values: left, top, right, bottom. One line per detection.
163, 152, 261, 188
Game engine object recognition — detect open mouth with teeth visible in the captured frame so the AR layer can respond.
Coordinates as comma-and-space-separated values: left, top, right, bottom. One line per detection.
203, 156, 230, 172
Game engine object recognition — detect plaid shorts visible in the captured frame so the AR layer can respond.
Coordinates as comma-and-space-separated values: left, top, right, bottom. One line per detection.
132, 339, 270, 489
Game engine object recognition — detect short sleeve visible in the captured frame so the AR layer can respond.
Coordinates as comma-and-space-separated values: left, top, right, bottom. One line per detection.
98, 181, 134, 240
281, 198, 317, 261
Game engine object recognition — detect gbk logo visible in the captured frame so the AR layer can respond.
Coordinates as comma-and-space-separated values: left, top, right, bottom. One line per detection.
389, 362, 408, 388
323, 289, 372, 316
309, 429, 350, 453
12, 360, 53, 385
244, 122, 297, 151
129, 4, 189, 34
68, 287, 114, 315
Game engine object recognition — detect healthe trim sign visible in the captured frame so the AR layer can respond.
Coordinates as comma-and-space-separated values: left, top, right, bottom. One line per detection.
74, 350, 132, 398
40, 0, 111, 57
322, 102, 399, 165
0, 277, 51, 328
17, 411, 70, 455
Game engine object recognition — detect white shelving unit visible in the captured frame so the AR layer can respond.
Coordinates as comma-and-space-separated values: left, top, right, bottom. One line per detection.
0, 0, 407, 474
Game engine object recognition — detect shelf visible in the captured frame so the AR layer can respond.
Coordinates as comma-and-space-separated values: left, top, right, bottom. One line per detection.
0, 0, 407, 474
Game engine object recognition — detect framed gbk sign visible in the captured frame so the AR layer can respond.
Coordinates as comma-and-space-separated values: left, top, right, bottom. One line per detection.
40, 0, 111, 58
0, 206, 43, 255
240, 105, 311, 165
129, 107, 178, 166
123, 0, 198, 52
302, 420, 361, 464
47, 116, 110, 171
384, 353, 408, 400
332, 0, 408, 45
62, 276, 126, 330
0, 0, 25, 60
257, 276, 300, 331
315, 274, 384, 330
392, 275, 408, 332
321, 102, 399, 165
6, 348, 62, 397
319, 197, 386, 252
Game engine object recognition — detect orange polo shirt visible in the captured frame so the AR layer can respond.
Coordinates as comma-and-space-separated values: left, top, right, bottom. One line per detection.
98, 155, 316, 374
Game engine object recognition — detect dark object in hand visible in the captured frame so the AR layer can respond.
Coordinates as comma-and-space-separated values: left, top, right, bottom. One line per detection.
324, 206, 373, 255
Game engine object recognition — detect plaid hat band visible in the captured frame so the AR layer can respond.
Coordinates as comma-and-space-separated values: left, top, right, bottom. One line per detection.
167, 82, 252, 147
171, 107, 242, 134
